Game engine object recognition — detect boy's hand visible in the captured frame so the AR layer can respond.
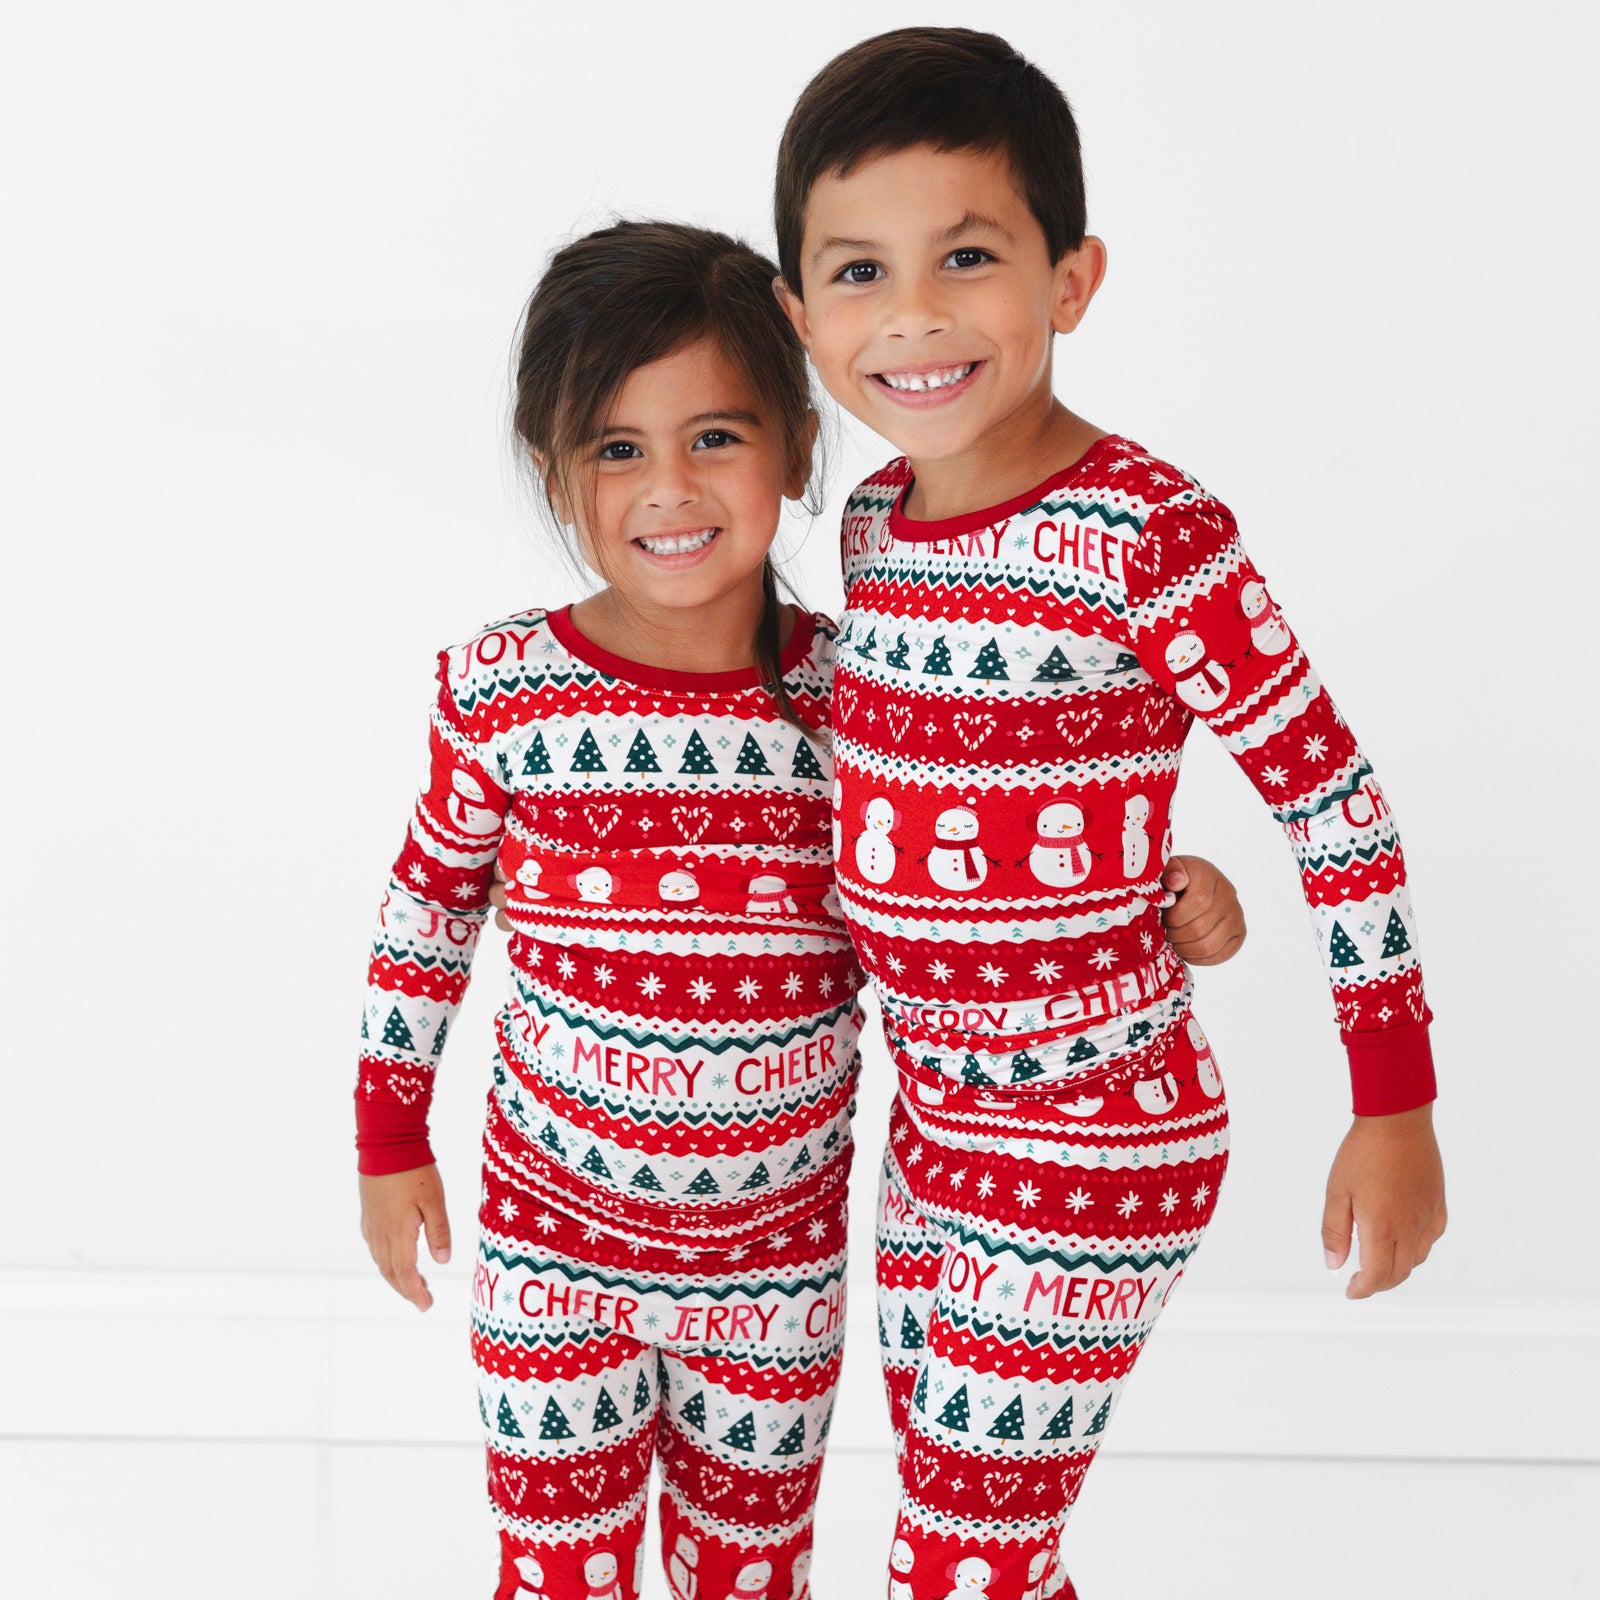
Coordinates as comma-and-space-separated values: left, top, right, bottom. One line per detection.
1161, 856, 1246, 966
488, 860, 512, 933
359, 1164, 452, 1312
1322, 1104, 1446, 1299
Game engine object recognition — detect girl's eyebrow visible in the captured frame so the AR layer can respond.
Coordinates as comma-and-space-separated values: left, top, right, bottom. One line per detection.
685, 409, 762, 428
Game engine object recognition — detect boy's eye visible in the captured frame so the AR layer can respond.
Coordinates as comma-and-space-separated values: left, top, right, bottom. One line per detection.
597, 440, 640, 461
836, 261, 883, 285
944, 247, 994, 270
693, 429, 740, 450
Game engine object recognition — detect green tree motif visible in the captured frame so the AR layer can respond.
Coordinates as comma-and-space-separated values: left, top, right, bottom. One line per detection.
685, 1168, 721, 1196
885, 633, 912, 669
900, 1307, 925, 1350
380, 1007, 414, 1052
721, 1412, 758, 1451
521, 732, 553, 776
569, 730, 607, 774
740, 1162, 771, 1191
1328, 922, 1364, 968
679, 731, 717, 775
1040, 1397, 1074, 1440
922, 636, 953, 676
580, 1147, 612, 1181
680, 1390, 707, 1430
968, 639, 1009, 681
538, 1397, 574, 1440
792, 739, 826, 781
592, 1388, 623, 1431
771, 1416, 807, 1457
935, 1384, 971, 1432
496, 1394, 524, 1438
735, 735, 773, 776
623, 731, 661, 773
1033, 647, 1079, 683
1379, 909, 1412, 959
986, 1396, 1027, 1440
630, 1164, 665, 1192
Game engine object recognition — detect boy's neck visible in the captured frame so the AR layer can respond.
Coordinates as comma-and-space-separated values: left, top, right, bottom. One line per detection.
569, 582, 792, 675
901, 396, 1106, 522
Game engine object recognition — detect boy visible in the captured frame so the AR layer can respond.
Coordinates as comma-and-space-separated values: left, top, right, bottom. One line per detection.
774, 28, 1445, 1599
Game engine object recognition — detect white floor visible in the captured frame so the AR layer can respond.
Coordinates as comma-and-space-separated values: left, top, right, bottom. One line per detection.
0, 1440, 1591, 1598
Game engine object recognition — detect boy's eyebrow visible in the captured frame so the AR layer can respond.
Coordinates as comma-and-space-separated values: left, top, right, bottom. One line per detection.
811, 235, 876, 265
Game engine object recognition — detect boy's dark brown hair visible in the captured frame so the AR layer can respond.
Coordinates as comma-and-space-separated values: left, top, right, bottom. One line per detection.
511, 221, 822, 734
774, 27, 1086, 295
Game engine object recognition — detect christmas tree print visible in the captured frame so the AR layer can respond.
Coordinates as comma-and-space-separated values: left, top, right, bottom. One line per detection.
986, 1396, 1027, 1440
380, 1007, 415, 1052
792, 739, 825, 781
580, 1147, 613, 1181
961, 1053, 996, 1087
478, 1390, 491, 1429
624, 731, 661, 774
885, 633, 911, 669
1065, 1035, 1099, 1065
430, 1016, 448, 1057
735, 735, 773, 776
878, 1310, 890, 1348
539, 1397, 575, 1440
569, 730, 607, 774
900, 1307, 925, 1350
1085, 1393, 1112, 1436
911, 1366, 929, 1414
496, 1394, 524, 1438
721, 1412, 758, 1452
685, 1168, 721, 1196
1040, 1397, 1074, 1440
591, 1387, 623, 1431
853, 626, 879, 659
522, 733, 553, 776
680, 1391, 707, 1431
538, 1122, 566, 1159
633, 1371, 651, 1415
1110, 651, 1141, 673
1380, 909, 1412, 958
968, 639, 1009, 681
740, 1162, 771, 1191
771, 1416, 807, 1457
630, 1163, 665, 1192
922, 636, 953, 676
1327, 921, 1364, 968
1033, 646, 1079, 682
1009, 1050, 1045, 1084
935, 1384, 972, 1432
360, 1011, 369, 1040
679, 731, 717, 775
789, 1146, 813, 1174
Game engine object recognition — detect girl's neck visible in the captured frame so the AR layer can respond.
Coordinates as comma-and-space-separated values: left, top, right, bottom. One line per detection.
569, 581, 792, 675
902, 396, 1105, 522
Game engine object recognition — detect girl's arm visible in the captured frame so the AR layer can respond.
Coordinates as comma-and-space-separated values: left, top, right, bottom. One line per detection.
1123, 490, 1445, 1296
356, 654, 509, 1307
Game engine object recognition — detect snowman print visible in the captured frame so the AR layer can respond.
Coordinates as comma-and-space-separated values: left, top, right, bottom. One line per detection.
569, 867, 614, 903
512, 1553, 550, 1600
888, 1538, 916, 1600
658, 869, 700, 905
1022, 1549, 1054, 1600
942, 1555, 993, 1598
1122, 794, 1152, 880
668, 1533, 699, 1599
855, 796, 902, 885
922, 805, 995, 891
1187, 1014, 1222, 1098
1239, 578, 1291, 656
447, 769, 500, 835
726, 1557, 773, 1600
746, 873, 797, 914
583, 1551, 624, 1600
1164, 631, 1231, 713
1133, 1068, 1182, 1115
1028, 801, 1095, 888
830, 777, 843, 861
514, 859, 548, 900
790, 1548, 812, 1599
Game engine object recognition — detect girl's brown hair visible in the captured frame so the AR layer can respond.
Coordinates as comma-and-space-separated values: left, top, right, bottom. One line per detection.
511, 220, 823, 733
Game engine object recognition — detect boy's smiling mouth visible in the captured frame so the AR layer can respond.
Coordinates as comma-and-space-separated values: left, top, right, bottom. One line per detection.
870, 360, 984, 404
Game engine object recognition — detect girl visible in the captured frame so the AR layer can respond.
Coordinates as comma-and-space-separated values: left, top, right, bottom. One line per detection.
354, 221, 1246, 1600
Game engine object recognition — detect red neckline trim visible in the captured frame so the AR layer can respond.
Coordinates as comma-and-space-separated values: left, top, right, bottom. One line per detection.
887, 434, 1135, 543
548, 604, 816, 691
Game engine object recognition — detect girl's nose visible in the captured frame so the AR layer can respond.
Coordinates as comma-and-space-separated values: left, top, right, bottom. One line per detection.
643, 458, 699, 509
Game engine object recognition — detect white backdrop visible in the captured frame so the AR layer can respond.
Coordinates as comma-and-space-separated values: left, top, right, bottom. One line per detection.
3, 0, 1596, 1500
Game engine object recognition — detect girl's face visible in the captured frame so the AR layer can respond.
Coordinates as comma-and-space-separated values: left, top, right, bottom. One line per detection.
564, 337, 807, 616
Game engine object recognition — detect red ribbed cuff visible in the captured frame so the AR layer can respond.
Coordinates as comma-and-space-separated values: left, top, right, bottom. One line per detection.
355, 1095, 435, 1176
1342, 1014, 1436, 1116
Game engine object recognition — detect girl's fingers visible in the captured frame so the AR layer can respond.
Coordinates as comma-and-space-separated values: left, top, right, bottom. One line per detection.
1320, 1189, 1353, 1272
422, 1198, 453, 1266
1347, 1230, 1399, 1299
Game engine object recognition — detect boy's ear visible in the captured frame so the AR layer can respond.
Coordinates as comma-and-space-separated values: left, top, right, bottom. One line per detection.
785, 409, 820, 501
1050, 236, 1109, 336
774, 275, 812, 352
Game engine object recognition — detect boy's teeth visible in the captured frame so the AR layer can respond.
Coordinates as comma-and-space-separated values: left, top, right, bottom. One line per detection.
880, 363, 975, 392
638, 528, 716, 554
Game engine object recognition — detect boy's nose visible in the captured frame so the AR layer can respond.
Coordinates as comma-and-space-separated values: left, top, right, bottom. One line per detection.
882, 277, 951, 340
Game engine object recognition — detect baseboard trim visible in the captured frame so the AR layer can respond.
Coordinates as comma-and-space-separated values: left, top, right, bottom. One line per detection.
3, 1270, 1594, 1462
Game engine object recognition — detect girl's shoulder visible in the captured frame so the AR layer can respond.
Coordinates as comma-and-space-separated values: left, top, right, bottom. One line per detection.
436, 605, 578, 714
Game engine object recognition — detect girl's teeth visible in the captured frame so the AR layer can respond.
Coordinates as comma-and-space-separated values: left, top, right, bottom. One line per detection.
638, 529, 716, 554
880, 363, 975, 392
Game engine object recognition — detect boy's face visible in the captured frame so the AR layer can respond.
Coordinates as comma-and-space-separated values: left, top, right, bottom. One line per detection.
780, 144, 1094, 468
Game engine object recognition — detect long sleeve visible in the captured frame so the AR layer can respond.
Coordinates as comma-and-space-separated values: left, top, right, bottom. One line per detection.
1121, 489, 1435, 1115
355, 655, 508, 1173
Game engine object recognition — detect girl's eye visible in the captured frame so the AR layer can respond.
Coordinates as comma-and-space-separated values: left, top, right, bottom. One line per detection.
837, 261, 883, 285
945, 247, 994, 270
693, 429, 740, 450
597, 441, 640, 461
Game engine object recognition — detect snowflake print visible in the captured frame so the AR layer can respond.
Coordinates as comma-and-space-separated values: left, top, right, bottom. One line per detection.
638, 972, 665, 999
496, 1197, 519, 1223
689, 977, 715, 1004
1192, 1182, 1212, 1209
1159, 1189, 1180, 1216
769, 1230, 791, 1250
976, 1173, 996, 1199
582, 1223, 603, 1243
1014, 1180, 1040, 1209
1089, 947, 1116, 971
556, 953, 576, 979
676, 1245, 702, 1261
1139, 930, 1154, 952
1064, 1187, 1093, 1213
452, 883, 478, 902
737, 976, 761, 1003
948, 1168, 967, 1189
1303, 735, 1327, 761
892, 1124, 910, 1145
818, 973, 834, 994
727, 1244, 749, 1262
593, 964, 615, 988
406, 864, 429, 888
783, 972, 804, 998
906, 1146, 923, 1165
1262, 765, 1289, 787
1031, 958, 1063, 984
806, 1217, 828, 1242
927, 959, 954, 984
535, 1214, 559, 1234
978, 962, 1007, 988
1117, 1191, 1142, 1218
886, 952, 905, 975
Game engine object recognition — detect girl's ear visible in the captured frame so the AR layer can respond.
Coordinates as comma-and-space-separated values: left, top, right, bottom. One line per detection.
774, 275, 812, 351
533, 450, 573, 525
786, 409, 820, 501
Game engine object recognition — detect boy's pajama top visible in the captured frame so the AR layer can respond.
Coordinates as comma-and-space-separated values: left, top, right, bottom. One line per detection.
833, 437, 1433, 1600
357, 607, 858, 1600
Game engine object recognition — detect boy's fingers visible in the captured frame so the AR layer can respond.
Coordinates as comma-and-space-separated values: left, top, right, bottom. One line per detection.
389, 1224, 432, 1311
1184, 931, 1245, 968
487, 879, 508, 911
1347, 1229, 1398, 1300
423, 1201, 452, 1265
1162, 859, 1191, 892
1320, 1192, 1353, 1272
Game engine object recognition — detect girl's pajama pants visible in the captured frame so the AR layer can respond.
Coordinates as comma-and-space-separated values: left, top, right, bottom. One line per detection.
473, 1097, 848, 1600
875, 1010, 1230, 1600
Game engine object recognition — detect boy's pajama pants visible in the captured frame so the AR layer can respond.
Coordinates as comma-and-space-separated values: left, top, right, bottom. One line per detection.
875, 1010, 1230, 1600
473, 1097, 848, 1600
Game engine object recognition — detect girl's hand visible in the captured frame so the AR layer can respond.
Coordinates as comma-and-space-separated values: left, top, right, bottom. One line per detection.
1161, 856, 1246, 966
1322, 1104, 1447, 1298
359, 1165, 452, 1312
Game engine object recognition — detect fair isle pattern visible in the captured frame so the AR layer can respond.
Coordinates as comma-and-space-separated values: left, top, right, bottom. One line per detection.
876, 1014, 1227, 1600
476, 1103, 841, 1600
833, 438, 1433, 1114
356, 605, 864, 1194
